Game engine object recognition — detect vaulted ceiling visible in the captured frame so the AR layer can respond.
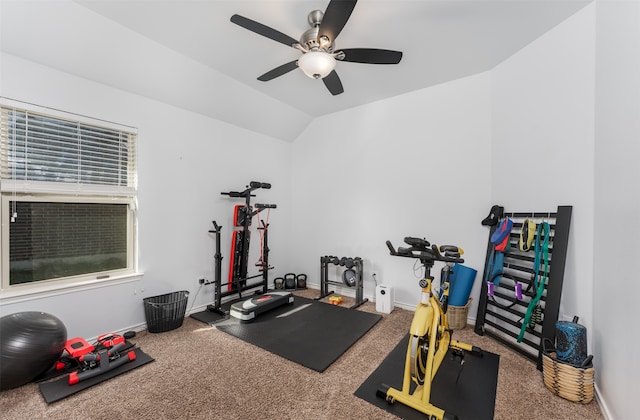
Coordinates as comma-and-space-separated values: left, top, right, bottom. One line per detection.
0, 0, 591, 141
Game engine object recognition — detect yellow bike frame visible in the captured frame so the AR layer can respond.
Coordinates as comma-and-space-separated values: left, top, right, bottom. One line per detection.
384, 256, 474, 420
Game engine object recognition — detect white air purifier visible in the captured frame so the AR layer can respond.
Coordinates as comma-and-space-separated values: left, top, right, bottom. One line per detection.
375, 284, 394, 314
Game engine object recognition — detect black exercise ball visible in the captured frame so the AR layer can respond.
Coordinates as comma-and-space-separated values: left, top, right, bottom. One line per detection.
0, 311, 67, 390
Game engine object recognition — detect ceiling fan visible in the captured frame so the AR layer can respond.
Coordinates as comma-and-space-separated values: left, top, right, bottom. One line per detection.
230, 0, 403, 96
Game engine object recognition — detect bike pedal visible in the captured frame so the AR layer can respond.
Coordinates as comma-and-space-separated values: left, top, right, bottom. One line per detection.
451, 349, 465, 364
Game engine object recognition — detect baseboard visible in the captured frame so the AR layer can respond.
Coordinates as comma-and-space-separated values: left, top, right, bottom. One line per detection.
594, 384, 612, 420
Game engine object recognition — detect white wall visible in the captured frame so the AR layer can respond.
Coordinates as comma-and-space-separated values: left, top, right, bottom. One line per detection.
491, 4, 595, 335
0, 53, 293, 339
593, 1, 640, 419
290, 73, 492, 312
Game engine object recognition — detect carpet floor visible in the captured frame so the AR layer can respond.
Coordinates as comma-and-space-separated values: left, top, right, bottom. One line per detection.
0, 289, 603, 419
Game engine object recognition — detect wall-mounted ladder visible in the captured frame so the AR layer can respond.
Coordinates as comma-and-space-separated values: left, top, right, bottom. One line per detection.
474, 205, 572, 370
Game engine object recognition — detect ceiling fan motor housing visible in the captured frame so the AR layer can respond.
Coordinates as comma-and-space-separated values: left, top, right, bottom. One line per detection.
300, 10, 333, 52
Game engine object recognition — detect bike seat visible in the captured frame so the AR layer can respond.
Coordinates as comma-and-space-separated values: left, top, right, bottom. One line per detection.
439, 245, 463, 258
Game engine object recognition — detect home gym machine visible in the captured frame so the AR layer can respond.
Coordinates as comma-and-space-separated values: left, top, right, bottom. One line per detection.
317, 255, 368, 308
205, 182, 293, 322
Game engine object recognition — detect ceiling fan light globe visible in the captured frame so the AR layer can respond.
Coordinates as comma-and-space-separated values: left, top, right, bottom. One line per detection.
298, 51, 336, 79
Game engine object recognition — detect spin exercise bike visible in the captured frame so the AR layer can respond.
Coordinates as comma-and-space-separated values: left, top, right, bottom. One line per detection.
377, 237, 483, 420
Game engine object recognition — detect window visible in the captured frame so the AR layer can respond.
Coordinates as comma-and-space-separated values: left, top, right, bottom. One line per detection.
0, 99, 138, 294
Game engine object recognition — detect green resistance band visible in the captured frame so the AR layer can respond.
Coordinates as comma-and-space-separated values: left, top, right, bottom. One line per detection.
518, 221, 549, 342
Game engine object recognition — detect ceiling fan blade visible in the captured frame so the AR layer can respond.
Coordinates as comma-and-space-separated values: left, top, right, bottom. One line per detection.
322, 70, 344, 96
231, 14, 298, 48
317, 0, 357, 45
339, 48, 403, 64
257, 60, 299, 81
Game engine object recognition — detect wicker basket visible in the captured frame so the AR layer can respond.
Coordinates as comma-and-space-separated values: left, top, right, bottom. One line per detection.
542, 338, 595, 404
447, 298, 472, 330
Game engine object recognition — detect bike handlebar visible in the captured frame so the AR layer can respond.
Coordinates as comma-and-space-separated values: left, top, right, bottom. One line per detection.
221, 181, 271, 198
221, 191, 255, 198
249, 181, 271, 189
386, 237, 464, 264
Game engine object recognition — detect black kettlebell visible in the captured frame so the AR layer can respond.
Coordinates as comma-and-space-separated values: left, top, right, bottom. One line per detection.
296, 274, 307, 289
284, 273, 297, 289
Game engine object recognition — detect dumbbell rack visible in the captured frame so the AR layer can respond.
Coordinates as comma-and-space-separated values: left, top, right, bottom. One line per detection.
317, 256, 367, 309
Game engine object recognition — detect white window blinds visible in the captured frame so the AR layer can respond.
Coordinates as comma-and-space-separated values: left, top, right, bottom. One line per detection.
0, 102, 137, 196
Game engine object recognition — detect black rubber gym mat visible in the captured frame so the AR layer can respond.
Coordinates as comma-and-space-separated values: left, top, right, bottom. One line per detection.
354, 334, 499, 420
215, 297, 381, 372
39, 348, 154, 404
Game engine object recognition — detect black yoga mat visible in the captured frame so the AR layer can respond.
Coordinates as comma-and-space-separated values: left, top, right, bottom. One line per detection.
39, 348, 154, 404
355, 334, 499, 420
215, 296, 381, 372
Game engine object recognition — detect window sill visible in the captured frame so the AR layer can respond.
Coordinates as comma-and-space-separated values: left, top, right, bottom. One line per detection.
0, 272, 145, 305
